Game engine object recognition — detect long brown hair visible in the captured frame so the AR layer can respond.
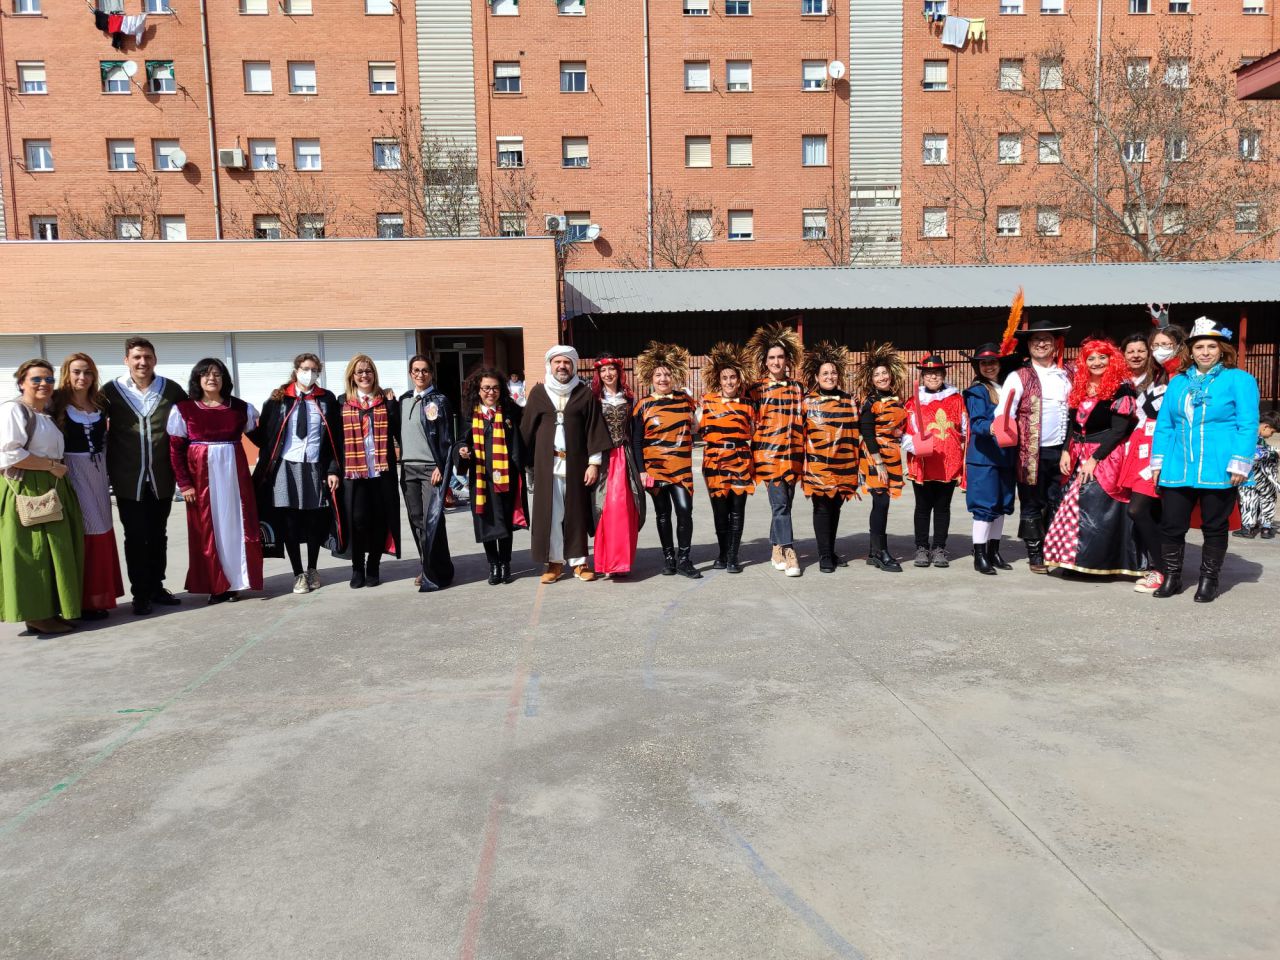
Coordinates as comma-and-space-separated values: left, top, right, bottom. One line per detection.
51, 353, 107, 425
343, 354, 381, 397
1180, 340, 1238, 373
271, 353, 323, 402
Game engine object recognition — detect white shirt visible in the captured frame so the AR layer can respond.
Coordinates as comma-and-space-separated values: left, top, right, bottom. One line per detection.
356, 392, 381, 478
116, 374, 166, 418
0, 400, 63, 471
998, 363, 1071, 448
281, 396, 324, 463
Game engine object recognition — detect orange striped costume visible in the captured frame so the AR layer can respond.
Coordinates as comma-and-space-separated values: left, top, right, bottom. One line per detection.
859, 393, 908, 498
747, 378, 804, 485
802, 391, 862, 499
699, 393, 756, 497
632, 393, 696, 492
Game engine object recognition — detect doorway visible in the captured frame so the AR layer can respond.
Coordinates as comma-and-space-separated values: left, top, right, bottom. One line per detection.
432, 335, 485, 428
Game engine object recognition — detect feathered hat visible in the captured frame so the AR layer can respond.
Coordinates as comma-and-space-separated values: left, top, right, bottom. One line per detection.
746, 322, 803, 379
854, 341, 909, 399
635, 340, 691, 389
801, 340, 852, 392
703, 341, 748, 393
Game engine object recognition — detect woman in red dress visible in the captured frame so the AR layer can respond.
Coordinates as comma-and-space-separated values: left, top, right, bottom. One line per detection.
590, 354, 644, 578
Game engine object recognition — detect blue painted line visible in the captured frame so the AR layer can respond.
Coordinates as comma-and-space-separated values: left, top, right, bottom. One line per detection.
694, 794, 867, 960
523, 671, 540, 717
641, 575, 713, 690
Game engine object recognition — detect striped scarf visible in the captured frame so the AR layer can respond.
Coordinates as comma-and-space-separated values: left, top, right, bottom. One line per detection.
471, 405, 509, 515
342, 394, 389, 478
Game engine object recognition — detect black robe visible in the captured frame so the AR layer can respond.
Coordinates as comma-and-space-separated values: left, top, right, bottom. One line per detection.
456, 398, 530, 542
520, 381, 612, 564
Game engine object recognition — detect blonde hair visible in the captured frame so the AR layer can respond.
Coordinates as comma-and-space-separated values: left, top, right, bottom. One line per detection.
51, 353, 107, 425
344, 354, 381, 397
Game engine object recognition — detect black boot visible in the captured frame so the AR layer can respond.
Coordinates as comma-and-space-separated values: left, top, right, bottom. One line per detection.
1194, 542, 1226, 603
1153, 544, 1184, 597
676, 548, 702, 579
725, 507, 745, 574
712, 531, 728, 570
661, 549, 677, 575
1025, 539, 1048, 574
498, 562, 512, 584
986, 539, 1012, 570
870, 535, 902, 573
488, 562, 502, 586
1232, 525, 1258, 539
350, 552, 366, 589
365, 554, 381, 588
973, 543, 996, 575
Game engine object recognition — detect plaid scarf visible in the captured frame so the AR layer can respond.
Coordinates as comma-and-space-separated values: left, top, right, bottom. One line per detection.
342, 394, 389, 478
470, 405, 509, 515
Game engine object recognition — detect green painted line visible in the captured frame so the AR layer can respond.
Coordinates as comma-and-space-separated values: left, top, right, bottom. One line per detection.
0, 605, 302, 841
115, 708, 161, 714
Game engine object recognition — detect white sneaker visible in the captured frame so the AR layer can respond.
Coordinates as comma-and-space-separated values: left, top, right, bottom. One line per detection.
292, 573, 311, 595
784, 547, 801, 577
1133, 570, 1163, 594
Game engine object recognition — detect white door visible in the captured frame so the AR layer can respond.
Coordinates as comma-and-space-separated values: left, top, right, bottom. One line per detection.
0, 336, 42, 401
232, 333, 322, 410
321, 331, 411, 398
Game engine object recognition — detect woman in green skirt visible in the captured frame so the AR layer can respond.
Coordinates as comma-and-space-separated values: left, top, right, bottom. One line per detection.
1, 359, 84, 635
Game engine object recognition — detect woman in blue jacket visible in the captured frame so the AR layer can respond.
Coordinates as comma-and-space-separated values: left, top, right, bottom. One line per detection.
1151, 317, 1259, 602
963, 342, 1019, 574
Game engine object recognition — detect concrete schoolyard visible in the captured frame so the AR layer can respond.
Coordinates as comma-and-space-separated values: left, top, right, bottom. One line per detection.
1, 485, 1276, 960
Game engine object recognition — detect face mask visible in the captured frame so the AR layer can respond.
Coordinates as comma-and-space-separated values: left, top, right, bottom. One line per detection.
295, 370, 316, 389
1152, 346, 1175, 364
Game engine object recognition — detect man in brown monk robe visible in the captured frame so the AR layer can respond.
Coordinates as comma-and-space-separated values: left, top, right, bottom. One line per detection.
521, 345, 612, 583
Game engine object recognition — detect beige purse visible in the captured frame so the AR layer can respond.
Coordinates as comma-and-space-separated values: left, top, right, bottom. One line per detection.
4, 402, 65, 526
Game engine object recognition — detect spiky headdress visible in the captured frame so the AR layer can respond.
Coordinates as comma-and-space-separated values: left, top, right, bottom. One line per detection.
635, 340, 691, 389
854, 341, 909, 400
746, 322, 803, 379
703, 341, 748, 393
801, 341, 852, 392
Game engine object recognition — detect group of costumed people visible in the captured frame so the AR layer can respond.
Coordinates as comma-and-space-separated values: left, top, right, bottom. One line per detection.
1, 311, 1266, 634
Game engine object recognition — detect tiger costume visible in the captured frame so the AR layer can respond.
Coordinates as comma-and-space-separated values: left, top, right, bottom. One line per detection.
700, 394, 756, 497
801, 391, 861, 499
632, 393, 696, 492
747, 378, 804, 484
859, 393, 908, 497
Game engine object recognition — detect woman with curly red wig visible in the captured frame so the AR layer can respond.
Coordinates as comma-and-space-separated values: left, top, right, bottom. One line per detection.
1043, 338, 1142, 576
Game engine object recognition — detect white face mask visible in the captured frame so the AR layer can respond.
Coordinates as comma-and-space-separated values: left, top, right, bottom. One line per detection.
1152, 346, 1175, 364
295, 369, 316, 389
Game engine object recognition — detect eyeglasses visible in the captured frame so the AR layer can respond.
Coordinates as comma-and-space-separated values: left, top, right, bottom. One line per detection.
27, 376, 55, 385
479, 385, 500, 393
354, 370, 374, 378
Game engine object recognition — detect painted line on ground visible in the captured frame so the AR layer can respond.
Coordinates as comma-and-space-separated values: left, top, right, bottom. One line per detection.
641, 572, 715, 689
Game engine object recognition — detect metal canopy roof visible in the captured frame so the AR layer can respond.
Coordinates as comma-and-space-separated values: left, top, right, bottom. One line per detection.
564, 261, 1280, 317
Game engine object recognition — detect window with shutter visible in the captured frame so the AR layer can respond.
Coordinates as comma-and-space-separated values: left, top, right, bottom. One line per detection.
108, 139, 136, 172
562, 137, 589, 168
244, 62, 272, 94
923, 60, 947, 91
685, 61, 711, 91
727, 136, 752, 166
370, 62, 398, 94
497, 137, 524, 168
289, 61, 317, 94
923, 207, 947, 237
688, 211, 713, 242
18, 62, 47, 94
999, 60, 1023, 90
726, 61, 751, 91
684, 0, 708, 13
1036, 207, 1060, 236
1037, 133, 1060, 163
294, 139, 322, 170
240, 0, 267, 13
998, 134, 1021, 163
495, 62, 521, 93
685, 136, 712, 168
802, 209, 827, 239
996, 207, 1021, 235
1039, 59, 1063, 89
727, 210, 753, 240
161, 216, 187, 241
560, 62, 587, 92
923, 133, 947, 164
802, 60, 827, 90
492, 0, 517, 15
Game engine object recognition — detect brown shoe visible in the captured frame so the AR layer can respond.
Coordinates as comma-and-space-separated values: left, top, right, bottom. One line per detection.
771, 545, 786, 570
783, 546, 801, 577
26, 618, 73, 635
540, 562, 564, 584
573, 564, 596, 582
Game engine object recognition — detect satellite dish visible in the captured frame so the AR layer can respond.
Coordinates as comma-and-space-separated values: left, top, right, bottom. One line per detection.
171, 148, 188, 170
122, 60, 139, 78
585, 223, 602, 241
828, 60, 846, 80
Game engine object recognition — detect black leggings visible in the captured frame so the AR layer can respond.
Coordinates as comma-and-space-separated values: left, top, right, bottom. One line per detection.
1127, 492, 1162, 571
349, 478, 387, 561
283, 507, 329, 576
649, 483, 694, 551
912, 481, 955, 548
812, 495, 844, 559
482, 537, 513, 564
709, 492, 748, 541
1160, 486, 1237, 552
869, 490, 891, 538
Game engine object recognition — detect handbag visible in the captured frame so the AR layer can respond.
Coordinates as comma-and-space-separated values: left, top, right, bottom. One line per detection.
5, 473, 64, 526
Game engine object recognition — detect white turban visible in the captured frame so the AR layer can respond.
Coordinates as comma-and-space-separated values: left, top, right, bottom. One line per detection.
543, 345, 581, 399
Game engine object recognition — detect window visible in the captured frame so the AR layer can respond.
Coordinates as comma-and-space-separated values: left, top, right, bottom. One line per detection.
802, 134, 828, 166
102, 62, 130, 94
289, 61, 317, 94
924, 0, 947, 15
688, 210, 713, 242
1162, 204, 1186, 234
560, 61, 587, 93
115, 216, 143, 240
253, 215, 282, 239
377, 213, 404, 238
565, 211, 591, 241
496, 137, 524, 168
685, 136, 712, 168
999, 59, 1023, 90
160, 215, 186, 241
684, 61, 711, 91
240, 0, 266, 13
1123, 205, 1148, 234
491, 0, 517, 14
557, 0, 584, 13
14, 0, 40, 13
727, 135, 753, 166
108, 139, 137, 171
298, 214, 325, 239
1037, 133, 1060, 163
1126, 58, 1150, 88
499, 213, 526, 236
802, 0, 827, 13
1164, 57, 1188, 88
283, 0, 311, 12
147, 0, 172, 10
373, 138, 401, 170
1169, 0, 1189, 11
244, 61, 272, 94
31, 217, 58, 240
249, 139, 277, 170
369, 62, 398, 94
293, 138, 321, 170
802, 209, 828, 240
725, 0, 750, 13
18, 63, 46, 95
683, 0, 708, 13
803, 60, 828, 90
727, 209, 754, 240
153, 139, 182, 171
1240, 129, 1261, 161
24, 139, 52, 171
923, 207, 948, 237
996, 207, 1021, 236
1040, 0, 1062, 12
562, 136, 589, 168
854, 186, 901, 208
1235, 203, 1259, 232
923, 133, 948, 164
98, 0, 124, 11
494, 62, 521, 93
1244, 0, 1264, 12
1129, 0, 1148, 10
1000, 0, 1022, 12
366, 0, 394, 12
1165, 134, 1188, 162
1036, 206, 1061, 236
1039, 58, 1063, 89
923, 60, 948, 91
998, 133, 1021, 164
1122, 138, 1147, 163
726, 61, 752, 92
147, 60, 175, 93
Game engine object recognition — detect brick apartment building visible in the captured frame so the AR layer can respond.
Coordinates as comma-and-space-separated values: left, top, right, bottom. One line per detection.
0, 0, 1275, 265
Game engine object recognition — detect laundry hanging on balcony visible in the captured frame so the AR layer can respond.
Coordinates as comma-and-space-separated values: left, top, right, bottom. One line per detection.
121, 13, 147, 44
967, 17, 986, 40
940, 15, 970, 49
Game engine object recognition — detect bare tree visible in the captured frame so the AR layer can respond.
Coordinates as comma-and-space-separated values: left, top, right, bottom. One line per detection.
58, 166, 165, 239
1009, 30, 1280, 261
913, 114, 1012, 264
619, 188, 721, 269
807, 171, 888, 266
372, 106, 477, 237
224, 164, 355, 239
477, 167, 541, 237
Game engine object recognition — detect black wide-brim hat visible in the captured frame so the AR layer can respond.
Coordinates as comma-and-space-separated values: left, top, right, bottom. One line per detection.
1014, 316, 1071, 337
967, 342, 1022, 378
916, 353, 949, 371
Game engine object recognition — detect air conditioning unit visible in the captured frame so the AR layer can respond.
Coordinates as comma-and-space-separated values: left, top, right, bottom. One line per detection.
218, 147, 246, 169
544, 214, 568, 233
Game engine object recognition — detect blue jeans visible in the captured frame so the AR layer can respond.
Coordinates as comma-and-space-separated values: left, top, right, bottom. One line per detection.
767, 481, 795, 546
